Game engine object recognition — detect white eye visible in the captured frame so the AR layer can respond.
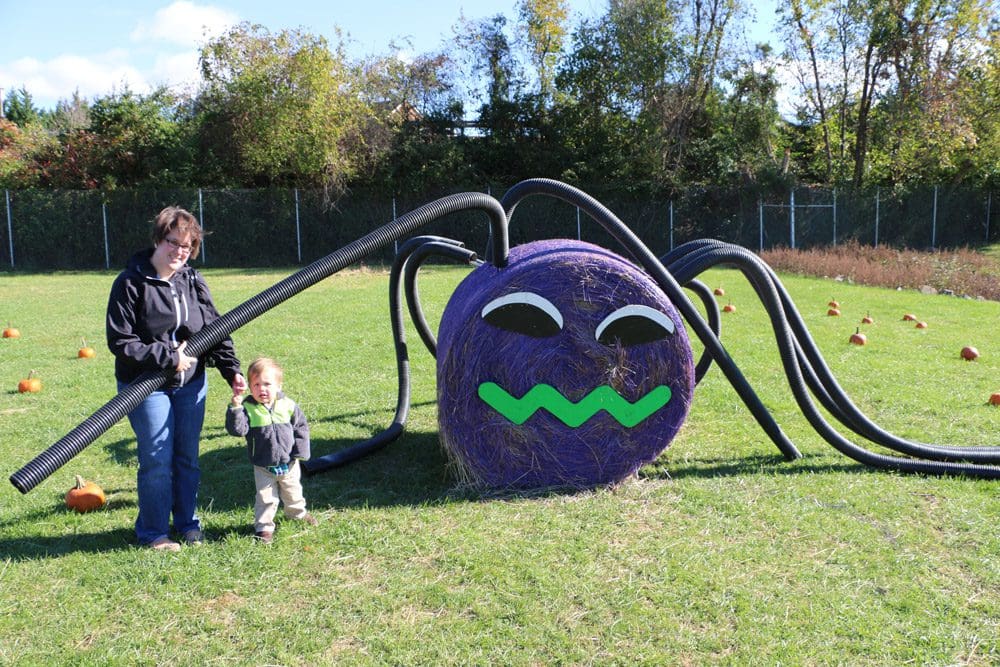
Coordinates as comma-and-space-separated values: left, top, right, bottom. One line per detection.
595, 305, 675, 346
482, 292, 563, 337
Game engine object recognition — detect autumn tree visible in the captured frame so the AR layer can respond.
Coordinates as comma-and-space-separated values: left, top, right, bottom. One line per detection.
518, 0, 570, 103
778, 0, 997, 186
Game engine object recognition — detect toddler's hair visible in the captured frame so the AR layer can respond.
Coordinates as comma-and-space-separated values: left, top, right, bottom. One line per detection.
247, 357, 284, 384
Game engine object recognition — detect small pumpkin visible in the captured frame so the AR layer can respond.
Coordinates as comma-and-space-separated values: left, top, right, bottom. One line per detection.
18, 370, 42, 393
78, 338, 96, 359
66, 475, 106, 513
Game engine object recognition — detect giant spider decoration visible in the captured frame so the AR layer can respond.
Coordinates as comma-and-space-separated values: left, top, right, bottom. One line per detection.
10, 179, 1000, 494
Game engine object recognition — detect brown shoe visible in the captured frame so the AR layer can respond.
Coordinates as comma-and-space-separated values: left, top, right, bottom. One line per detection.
254, 531, 273, 544
301, 513, 318, 526
149, 536, 181, 552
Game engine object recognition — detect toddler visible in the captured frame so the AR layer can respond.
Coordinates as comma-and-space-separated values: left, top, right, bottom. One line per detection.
226, 357, 317, 543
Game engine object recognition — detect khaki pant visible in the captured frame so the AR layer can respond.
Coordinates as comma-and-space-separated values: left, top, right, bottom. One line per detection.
253, 460, 308, 533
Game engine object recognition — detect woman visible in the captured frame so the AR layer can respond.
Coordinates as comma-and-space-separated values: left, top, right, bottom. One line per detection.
107, 207, 246, 551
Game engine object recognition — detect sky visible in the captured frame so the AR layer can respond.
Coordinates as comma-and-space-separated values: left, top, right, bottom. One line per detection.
0, 0, 781, 112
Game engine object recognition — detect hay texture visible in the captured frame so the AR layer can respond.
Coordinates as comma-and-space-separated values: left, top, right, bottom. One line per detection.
437, 239, 694, 489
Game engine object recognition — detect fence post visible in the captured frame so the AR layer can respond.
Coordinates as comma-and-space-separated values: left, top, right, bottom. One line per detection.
789, 189, 796, 249
198, 189, 206, 264
832, 187, 837, 246
5, 189, 12, 268
669, 200, 674, 251
874, 187, 880, 248
986, 193, 992, 243
294, 188, 301, 263
102, 202, 110, 269
758, 198, 763, 251
931, 185, 937, 249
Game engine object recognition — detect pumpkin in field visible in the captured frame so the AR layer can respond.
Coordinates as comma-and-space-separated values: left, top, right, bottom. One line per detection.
78, 338, 96, 359
65, 475, 106, 513
18, 370, 42, 393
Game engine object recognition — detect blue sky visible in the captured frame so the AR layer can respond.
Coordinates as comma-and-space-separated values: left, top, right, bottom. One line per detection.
1, 0, 780, 112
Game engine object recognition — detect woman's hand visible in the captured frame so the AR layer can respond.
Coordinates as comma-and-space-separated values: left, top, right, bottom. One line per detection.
175, 341, 197, 372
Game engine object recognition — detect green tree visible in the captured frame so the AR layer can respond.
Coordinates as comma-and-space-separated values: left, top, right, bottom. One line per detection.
554, 1, 680, 184
3, 87, 42, 127
778, 0, 998, 186
518, 0, 570, 103
86, 88, 193, 188
197, 22, 382, 193
360, 47, 474, 192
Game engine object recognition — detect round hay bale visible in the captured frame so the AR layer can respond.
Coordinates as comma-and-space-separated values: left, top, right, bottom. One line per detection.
436, 239, 694, 489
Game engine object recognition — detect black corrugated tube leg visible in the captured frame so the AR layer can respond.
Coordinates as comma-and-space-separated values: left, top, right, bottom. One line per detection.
301, 237, 479, 475
678, 278, 722, 384
666, 238, 1000, 463
664, 239, 1000, 478
664, 238, 1000, 470
10, 193, 510, 494
499, 178, 801, 462
402, 239, 485, 358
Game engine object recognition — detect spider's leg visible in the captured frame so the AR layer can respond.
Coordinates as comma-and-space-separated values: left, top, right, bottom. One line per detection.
675, 240, 1000, 478
302, 236, 477, 475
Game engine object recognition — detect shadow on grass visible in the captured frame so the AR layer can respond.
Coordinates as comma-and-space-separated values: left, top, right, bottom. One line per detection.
3, 429, 875, 561
643, 451, 872, 480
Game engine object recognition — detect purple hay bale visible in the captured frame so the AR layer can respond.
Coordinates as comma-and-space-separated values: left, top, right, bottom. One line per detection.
437, 239, 694, 489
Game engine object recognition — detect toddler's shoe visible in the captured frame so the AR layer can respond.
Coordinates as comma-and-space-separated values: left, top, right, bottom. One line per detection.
183, 528, 204, 545
301, 514, 318, 526
254, 531, 273, 544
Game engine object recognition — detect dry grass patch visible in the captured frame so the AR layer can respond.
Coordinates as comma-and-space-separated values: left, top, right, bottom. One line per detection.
760, 241, 1000, 301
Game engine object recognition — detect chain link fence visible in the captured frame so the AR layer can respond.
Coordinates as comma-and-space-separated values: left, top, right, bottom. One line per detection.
2, 184, 996, 271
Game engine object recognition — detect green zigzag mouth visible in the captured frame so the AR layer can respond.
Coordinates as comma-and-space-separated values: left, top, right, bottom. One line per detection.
478, 382, 672, 428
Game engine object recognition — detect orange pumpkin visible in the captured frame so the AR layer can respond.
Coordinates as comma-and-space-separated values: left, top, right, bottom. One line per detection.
18, 370, 42, 393
66, 475, 106, 513
989, 393, 1000, 407
78, 338, 96, 359
2, 324, 19, 338
849, 328, 867, 346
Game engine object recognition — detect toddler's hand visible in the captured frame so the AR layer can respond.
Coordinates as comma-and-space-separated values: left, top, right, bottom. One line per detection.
231, 373, 247, 395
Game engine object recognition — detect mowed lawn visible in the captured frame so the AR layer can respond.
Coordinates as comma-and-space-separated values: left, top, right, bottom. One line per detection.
1, 261, 998, 665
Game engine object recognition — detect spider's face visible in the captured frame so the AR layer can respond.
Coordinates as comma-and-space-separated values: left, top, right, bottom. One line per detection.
436, 240, 694, 488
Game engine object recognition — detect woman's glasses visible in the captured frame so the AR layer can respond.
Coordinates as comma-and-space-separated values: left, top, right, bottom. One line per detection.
163, 237, 193, 253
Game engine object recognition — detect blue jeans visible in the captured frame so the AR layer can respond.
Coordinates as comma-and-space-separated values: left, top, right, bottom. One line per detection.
122, 374, 207, 544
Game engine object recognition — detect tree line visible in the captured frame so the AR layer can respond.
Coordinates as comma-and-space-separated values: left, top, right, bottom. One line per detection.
1, 0, 997, 199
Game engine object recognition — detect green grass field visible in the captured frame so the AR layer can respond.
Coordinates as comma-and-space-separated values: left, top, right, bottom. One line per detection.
1, 264, 998, 665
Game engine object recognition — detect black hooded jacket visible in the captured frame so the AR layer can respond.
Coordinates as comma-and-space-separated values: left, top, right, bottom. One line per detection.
106, 249, 242, 388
